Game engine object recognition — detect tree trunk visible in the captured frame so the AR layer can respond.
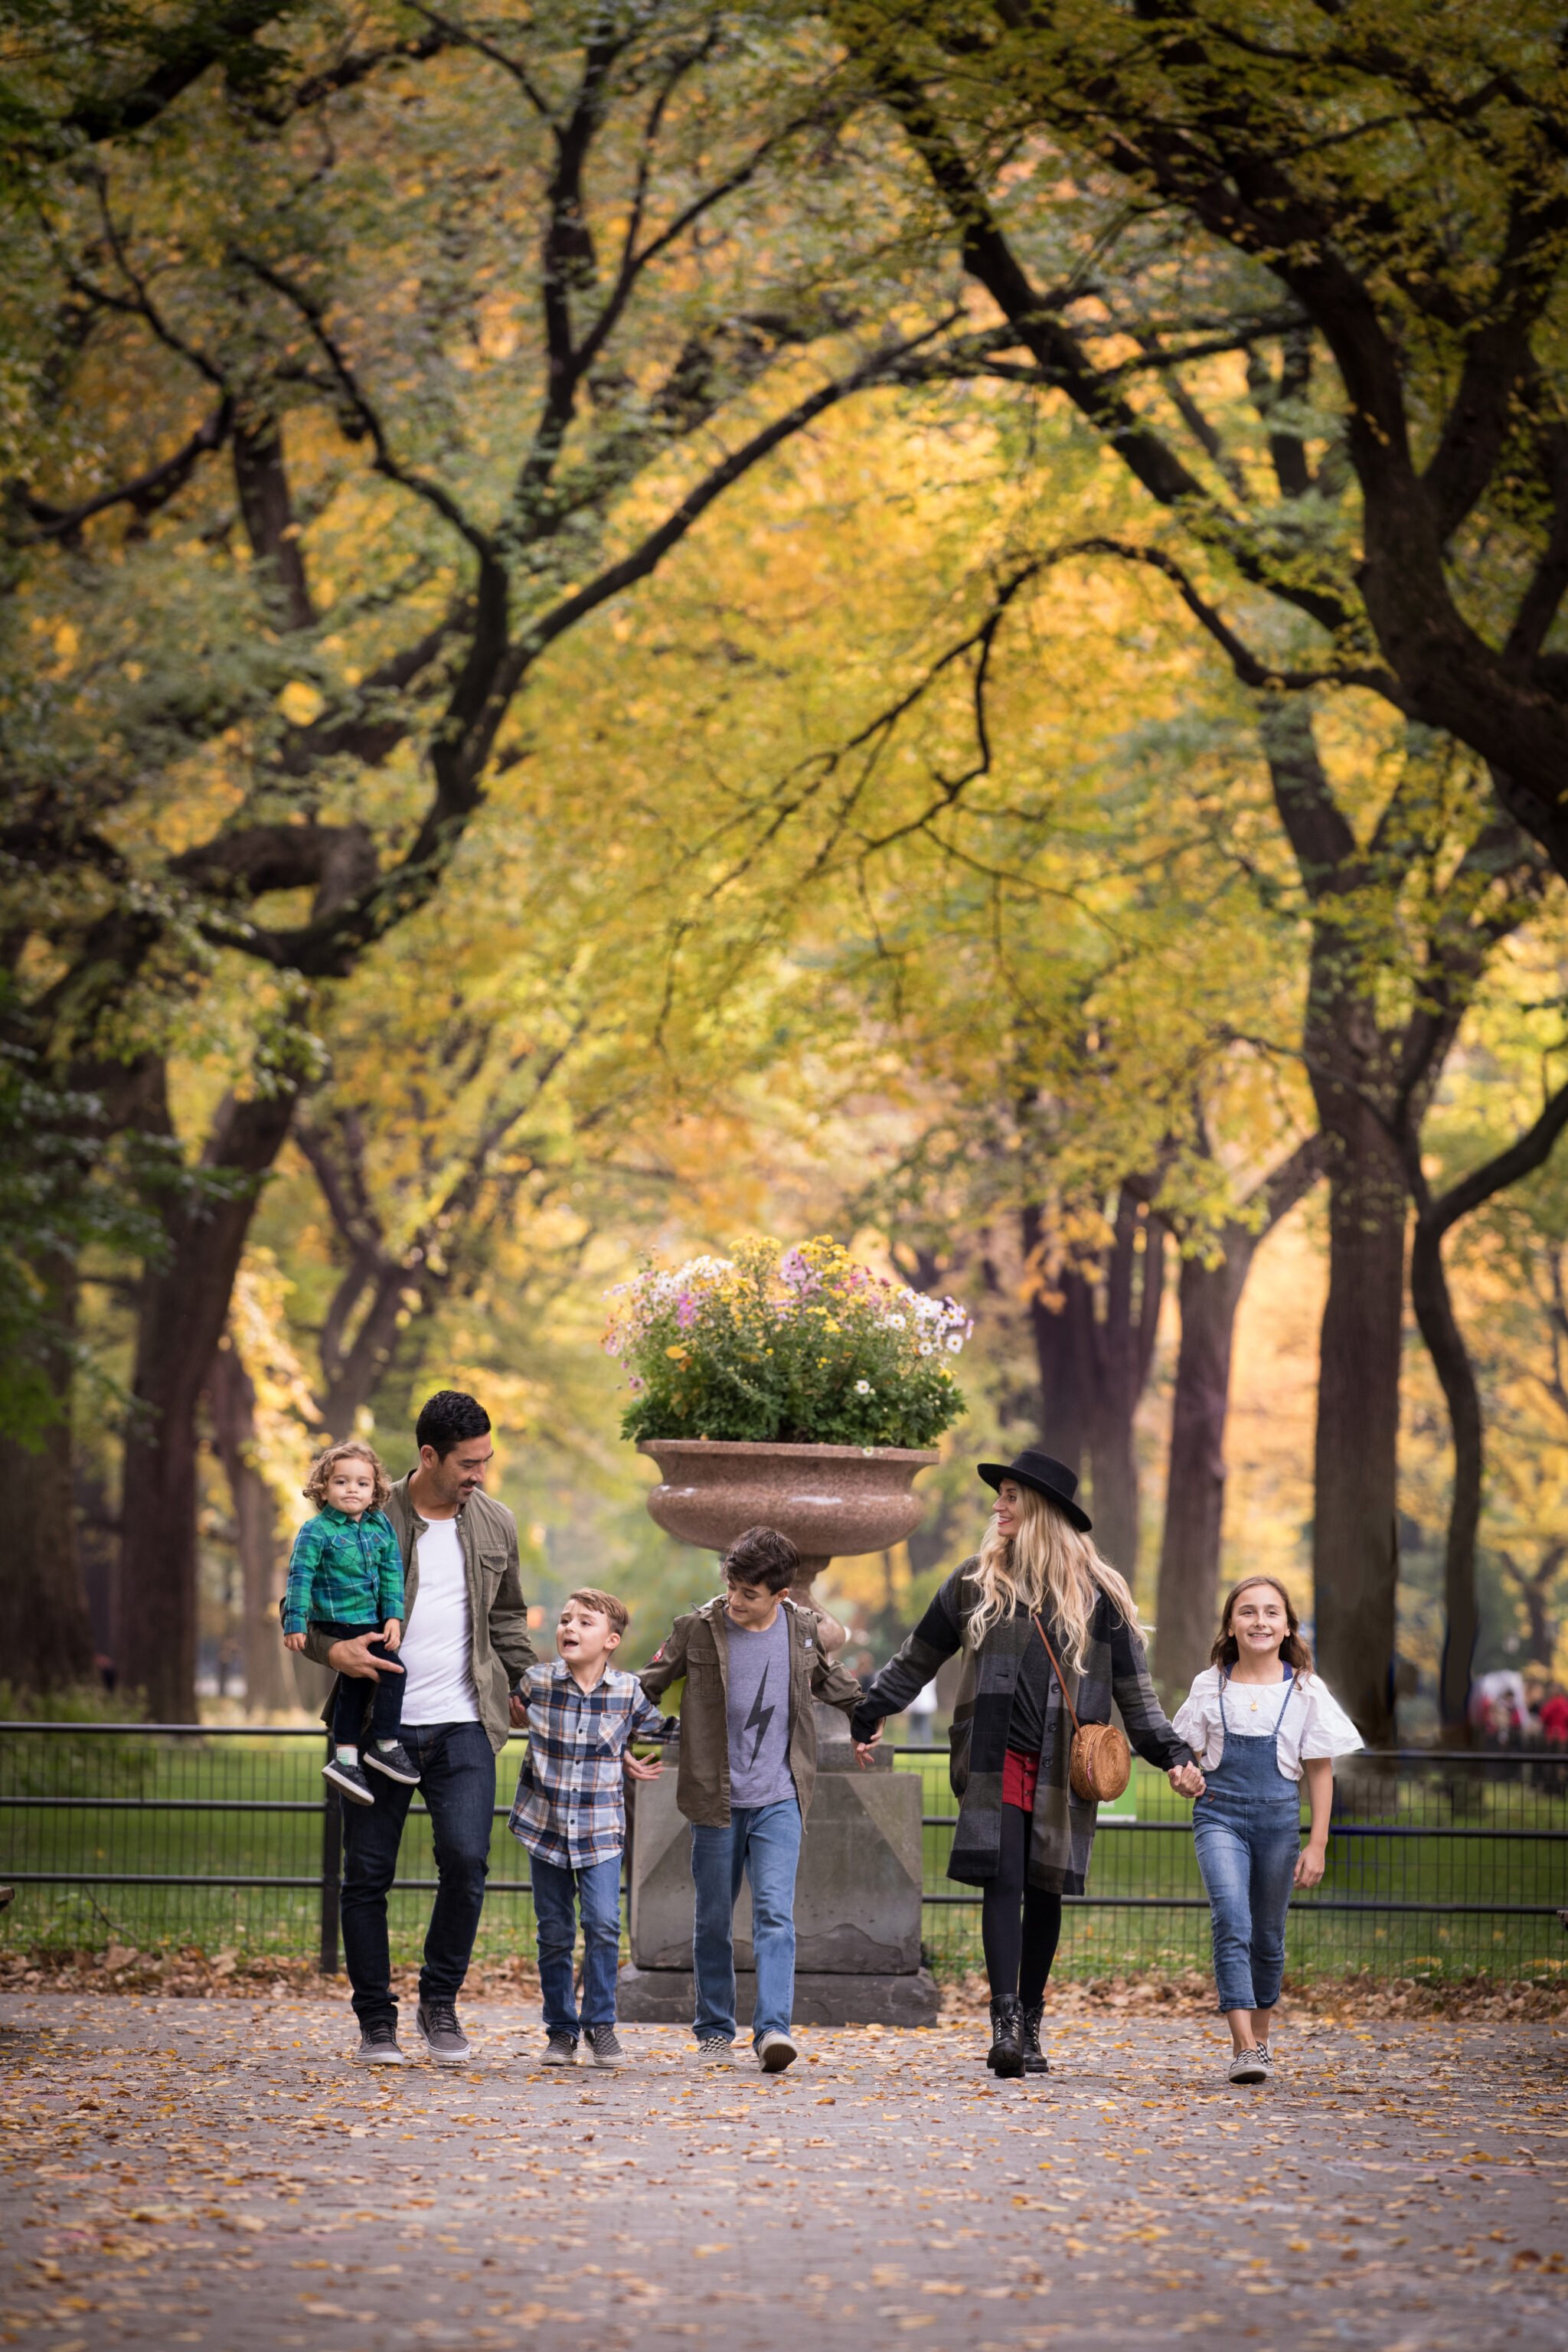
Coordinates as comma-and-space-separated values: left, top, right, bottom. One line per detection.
1154, 1239, 1256, 1704
1155, 1136, 1325, 1704
117, 1081, 299, 1720
1312, 1105, 1406, 1745
1406, 1210, 1481, 1740
207, 1332, 294, 1717
1020, 1203, 1090, 1475
0, 1258, 96, 1694
1021, 1190, 1162, 1586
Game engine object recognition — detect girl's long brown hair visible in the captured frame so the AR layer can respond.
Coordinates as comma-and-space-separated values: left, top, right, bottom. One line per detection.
1210, 1575, 1315, 1676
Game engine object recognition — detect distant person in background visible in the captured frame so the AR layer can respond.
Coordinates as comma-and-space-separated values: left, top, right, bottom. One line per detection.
301, 1391, 536, 2069
1540, 1685, 1568, 1746
905, 1677, 939, 1746
1171, 1576, 1360, 2087
1469, 1668, 1530, 1743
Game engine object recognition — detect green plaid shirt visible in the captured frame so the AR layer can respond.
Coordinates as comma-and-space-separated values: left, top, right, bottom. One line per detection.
282, 1505, 403, 1635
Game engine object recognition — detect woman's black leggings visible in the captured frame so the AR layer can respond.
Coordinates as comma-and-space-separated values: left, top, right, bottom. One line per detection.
981, 1802, 1063, 2005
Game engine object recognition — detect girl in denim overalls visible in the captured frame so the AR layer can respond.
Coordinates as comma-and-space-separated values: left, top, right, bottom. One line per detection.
1171, 1576, 1360, 2083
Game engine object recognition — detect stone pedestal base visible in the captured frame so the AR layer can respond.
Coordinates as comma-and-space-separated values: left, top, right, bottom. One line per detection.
616, 1962, 941, 2027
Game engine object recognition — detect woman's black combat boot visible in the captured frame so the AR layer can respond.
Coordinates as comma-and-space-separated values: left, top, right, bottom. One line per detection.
987, 1996, 1024, 2079
1019, 2002, 1049, 2074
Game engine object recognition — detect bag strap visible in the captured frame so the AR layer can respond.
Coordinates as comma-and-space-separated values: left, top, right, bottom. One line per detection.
1032, 1613, 1082, 1738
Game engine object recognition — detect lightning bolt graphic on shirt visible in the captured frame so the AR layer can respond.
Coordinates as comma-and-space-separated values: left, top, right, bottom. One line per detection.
744, 1664, 775, 1766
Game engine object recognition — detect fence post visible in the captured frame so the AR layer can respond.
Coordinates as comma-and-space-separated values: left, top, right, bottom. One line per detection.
318, 1785, 342, 1976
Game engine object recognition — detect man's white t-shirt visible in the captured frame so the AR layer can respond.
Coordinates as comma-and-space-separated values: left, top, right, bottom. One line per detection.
398, 1513, 479, 1726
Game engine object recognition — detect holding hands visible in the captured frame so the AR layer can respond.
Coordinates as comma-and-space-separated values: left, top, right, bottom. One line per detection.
1168, 1761, 1207, 1798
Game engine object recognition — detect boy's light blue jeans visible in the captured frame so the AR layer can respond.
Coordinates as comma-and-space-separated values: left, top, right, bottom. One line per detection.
690, 1798, 802, 2047
528, 1851, 623, 2037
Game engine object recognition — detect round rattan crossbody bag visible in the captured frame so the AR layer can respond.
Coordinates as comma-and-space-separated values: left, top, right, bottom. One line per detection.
1031, 1612, 1132, 1803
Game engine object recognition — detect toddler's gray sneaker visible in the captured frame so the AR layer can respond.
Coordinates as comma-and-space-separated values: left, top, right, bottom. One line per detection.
323, 1755, 374, 1805
365, 1740, 420, 1785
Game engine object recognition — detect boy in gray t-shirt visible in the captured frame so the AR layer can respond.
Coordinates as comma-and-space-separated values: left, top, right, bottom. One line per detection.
640, 1524, 874, 2072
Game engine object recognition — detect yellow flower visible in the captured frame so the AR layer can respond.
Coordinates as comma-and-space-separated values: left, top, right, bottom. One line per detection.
666, 1345, 688, 1361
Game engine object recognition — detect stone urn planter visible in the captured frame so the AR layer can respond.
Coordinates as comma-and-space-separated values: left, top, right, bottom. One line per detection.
619, 1436, 942, 2028
638, 1436, 939, 1620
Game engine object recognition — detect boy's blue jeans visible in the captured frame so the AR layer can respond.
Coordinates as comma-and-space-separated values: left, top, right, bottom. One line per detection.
528, 1852, 623, 2037
690, 1798, 802, 2047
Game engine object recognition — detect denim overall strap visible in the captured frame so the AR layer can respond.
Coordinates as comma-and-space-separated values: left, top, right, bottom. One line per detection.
1210, 1668, 1296, 1792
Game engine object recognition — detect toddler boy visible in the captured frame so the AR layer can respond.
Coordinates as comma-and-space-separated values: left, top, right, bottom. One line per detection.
283, 1441, 416, 1804
508, 1589, 676, 2067
639, 1526, 874, 2073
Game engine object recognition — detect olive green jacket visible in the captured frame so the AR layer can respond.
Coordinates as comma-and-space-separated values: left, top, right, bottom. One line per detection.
303, 1472, 536, 1754
639, 1594, 863, 1828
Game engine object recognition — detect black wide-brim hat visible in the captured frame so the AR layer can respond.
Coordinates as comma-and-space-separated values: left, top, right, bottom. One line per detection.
978, 1448, 1092, 1534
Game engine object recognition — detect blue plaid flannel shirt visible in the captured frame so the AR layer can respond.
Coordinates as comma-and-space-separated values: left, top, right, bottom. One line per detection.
508, 1660, 677, 1869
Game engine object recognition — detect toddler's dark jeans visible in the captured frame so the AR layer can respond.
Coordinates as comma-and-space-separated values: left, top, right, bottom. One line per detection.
315, 1622, 405, 1749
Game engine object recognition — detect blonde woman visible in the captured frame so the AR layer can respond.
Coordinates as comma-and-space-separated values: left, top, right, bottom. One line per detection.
851, 1449, 1203, 2078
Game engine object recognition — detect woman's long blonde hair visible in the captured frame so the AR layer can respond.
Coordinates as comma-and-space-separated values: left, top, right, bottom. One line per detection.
969, 1478, 1142, 1669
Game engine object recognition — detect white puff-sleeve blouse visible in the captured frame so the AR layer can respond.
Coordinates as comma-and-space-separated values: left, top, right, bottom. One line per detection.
1171, 1666, 1363, 1782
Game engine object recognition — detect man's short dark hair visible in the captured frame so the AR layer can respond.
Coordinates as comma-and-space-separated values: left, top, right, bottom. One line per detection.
724, 1525, 799, 1595
415, 1390, 492, 1458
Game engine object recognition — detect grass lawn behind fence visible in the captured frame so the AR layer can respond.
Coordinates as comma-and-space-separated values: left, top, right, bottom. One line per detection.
2, 1733, 1564, 1982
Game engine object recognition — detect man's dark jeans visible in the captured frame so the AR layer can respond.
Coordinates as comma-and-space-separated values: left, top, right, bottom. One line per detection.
339, 1720, 495, 2031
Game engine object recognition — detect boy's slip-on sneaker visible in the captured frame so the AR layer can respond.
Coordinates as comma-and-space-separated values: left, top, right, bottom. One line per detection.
416, 2001, 472, 2066
694, 2036, 734, 2066
541, 2031, 577, 2066
756, 2030, 799, 2074
584, 2025, 626, 2069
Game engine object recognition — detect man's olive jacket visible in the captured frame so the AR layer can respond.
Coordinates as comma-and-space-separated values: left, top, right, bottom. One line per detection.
302, 1472, 536, 1754
638, 1594, 863, 1827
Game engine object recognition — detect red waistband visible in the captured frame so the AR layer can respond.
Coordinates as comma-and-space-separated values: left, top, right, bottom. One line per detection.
1003, 1747, 1039, 1810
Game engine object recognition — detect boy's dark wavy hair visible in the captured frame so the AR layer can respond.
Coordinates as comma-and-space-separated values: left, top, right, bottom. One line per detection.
1210, 1575, 1314, 1676
724, 1525, 799, 1596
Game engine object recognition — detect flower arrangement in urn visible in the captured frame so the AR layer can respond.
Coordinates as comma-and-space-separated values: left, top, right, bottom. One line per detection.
603, 1236, 972, 1447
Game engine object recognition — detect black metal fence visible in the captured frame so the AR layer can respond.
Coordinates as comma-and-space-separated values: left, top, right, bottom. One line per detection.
2, 1724, 1564, 1983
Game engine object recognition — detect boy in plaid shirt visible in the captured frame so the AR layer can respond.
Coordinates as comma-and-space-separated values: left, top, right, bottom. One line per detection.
508, 1588, 675, 2067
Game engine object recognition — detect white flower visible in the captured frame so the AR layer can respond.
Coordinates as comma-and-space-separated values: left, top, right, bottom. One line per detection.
854, 1379, 874, 1395
946, 1334, 963, 1352
919, 1341, 934, 1356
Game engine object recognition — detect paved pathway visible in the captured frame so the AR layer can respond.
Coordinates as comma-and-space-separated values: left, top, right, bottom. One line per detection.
2, 1996, 1565, 2350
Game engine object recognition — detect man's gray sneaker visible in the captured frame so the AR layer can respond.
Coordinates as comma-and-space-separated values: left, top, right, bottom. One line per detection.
584, 2024, 626, 2069
1228, 2045, 1269, 2084
364, 1740, 420, 1786
541, 2030, 577, 2066
416, 2001, 472, 2065
694, 2035, 733, 2066
323, 1755, 375, 1805
756, 2030, 799, 2074
353, 2021, 407, 2066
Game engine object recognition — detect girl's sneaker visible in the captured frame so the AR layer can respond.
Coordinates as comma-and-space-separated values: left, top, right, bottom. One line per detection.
323, 1755, 374, 1805
1255, 2040, 1272, 2067
365, 1740, 420, 1785
1228, 2046, 1270, 2084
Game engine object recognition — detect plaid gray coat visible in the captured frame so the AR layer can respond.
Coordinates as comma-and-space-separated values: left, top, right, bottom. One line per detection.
851, 1559, 1193, 1896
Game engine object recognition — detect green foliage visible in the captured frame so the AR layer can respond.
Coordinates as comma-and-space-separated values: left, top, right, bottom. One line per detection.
607, 1235, 969, 1448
